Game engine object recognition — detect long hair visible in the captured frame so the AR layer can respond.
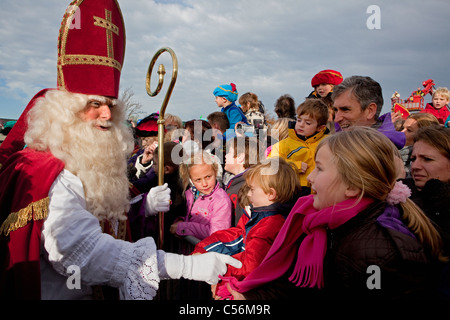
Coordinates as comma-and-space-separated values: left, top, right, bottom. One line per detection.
24, 89, 134, 221
317, 127, 446, 261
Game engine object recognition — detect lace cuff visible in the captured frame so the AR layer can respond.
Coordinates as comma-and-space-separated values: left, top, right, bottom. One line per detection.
119, 238, 160, 300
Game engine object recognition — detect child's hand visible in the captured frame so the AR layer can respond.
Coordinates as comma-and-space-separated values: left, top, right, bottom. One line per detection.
211, 284, 218, 299
142, 141, 158, 163
300, 162, 308, 173
391, 111, 403, 124
226, 282, 246, 300
170, 221, 181, 235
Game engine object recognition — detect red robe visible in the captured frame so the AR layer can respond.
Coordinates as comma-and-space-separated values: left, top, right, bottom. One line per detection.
0, 89, 135, 299
0, 148, 65, 299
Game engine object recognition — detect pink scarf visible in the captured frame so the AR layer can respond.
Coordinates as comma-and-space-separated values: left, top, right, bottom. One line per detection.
220, 195, 374, 297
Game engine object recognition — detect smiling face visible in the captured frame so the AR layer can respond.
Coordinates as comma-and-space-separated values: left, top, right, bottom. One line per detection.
333, 89, 376, 130
410, 140, 450, 190
79, 97, 116, 131
307, 144, 357, 210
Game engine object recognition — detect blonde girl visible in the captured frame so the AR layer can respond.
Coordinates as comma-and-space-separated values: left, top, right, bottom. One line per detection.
170, 151, 232, 241
225, 126, 445, 300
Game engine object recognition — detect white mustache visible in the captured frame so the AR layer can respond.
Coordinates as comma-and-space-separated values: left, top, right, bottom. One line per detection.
93, 120, 112, 128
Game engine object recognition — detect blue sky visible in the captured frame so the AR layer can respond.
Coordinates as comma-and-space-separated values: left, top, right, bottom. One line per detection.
1, 0, 449, 121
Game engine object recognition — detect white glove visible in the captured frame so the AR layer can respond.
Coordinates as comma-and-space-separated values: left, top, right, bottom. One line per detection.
162, 252, 242, 285
145, 183, 171, 216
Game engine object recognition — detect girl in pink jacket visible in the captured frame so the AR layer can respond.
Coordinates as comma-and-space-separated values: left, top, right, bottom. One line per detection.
170, 151, 232, 240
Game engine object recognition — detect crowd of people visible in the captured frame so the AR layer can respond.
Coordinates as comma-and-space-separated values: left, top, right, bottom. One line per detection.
0, 0, 449, 301
124, 73, 449, 300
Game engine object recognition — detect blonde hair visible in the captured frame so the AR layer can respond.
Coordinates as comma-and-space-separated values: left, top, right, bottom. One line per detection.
432, 87, 450, 100
269, 118, 290, 141
244, 157, 301, 203
226, 136, 261, 169
317, 127, 446, 261
179, 150, 219, 192
165, 113, 183, 128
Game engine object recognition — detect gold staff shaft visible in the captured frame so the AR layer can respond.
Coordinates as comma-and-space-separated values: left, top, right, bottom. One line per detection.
146, 47, 178, 249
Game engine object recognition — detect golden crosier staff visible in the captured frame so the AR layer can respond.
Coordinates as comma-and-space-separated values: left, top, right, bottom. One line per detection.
146, 47, 178, 249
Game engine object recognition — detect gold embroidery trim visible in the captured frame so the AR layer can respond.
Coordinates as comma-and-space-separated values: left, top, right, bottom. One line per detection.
0, 198, 49, 236
93, 15, 119, 36
217, 86, 238, 95
59, 54, 122, 71
317, 70, 343, 79
94, 9, 118, 60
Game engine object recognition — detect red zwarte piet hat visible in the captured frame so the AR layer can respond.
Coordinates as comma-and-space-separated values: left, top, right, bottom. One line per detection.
311, 69, 343, 87
57, 0, 126, 98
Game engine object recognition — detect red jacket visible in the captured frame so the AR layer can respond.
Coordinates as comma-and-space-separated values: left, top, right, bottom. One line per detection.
192, 201, 295, 292
421, 103, 450, 125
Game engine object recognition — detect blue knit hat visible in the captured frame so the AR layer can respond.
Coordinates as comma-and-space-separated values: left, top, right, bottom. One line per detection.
213, 83, 238, 102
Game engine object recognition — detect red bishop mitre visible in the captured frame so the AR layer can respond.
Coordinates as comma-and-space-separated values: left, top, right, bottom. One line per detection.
0, 0, 126, 165
57, 0, 126, 99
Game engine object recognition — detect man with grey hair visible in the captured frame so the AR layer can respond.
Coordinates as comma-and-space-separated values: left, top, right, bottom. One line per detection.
332, 75, 405, 149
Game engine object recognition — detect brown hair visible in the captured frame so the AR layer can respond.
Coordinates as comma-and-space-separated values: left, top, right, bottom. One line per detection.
239, 92, 259, 113
207, 111, 230, 132
413, 125, 450, 160
274, 94, 296, 119
296, 98, 329, 127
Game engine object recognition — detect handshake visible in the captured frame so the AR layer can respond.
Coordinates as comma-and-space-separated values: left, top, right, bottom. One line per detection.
144, 183, 172, 216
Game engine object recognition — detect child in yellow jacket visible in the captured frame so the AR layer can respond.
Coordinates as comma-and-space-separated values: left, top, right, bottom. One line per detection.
268, 98, 329, 191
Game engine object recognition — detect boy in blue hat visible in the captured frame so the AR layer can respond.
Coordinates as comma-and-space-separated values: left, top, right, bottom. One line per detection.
213, 83, 249, 134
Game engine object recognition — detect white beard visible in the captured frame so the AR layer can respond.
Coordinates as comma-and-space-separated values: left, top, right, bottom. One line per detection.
24, 90, 134, 222
62, 119, 132, 221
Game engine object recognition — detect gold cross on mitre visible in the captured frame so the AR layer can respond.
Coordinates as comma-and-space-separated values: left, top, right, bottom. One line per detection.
94, 9, 119, 61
